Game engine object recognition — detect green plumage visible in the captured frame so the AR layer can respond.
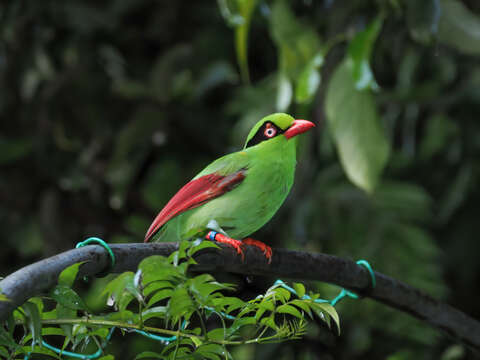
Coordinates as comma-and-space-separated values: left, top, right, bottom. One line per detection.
150, 113, 304, 242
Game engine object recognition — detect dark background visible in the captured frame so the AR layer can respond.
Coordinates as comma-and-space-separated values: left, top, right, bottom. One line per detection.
1, 0, 480, 359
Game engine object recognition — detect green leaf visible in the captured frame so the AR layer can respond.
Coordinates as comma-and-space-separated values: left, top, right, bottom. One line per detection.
142, 306, 167, 322
347, 16, 383, 91
438, 0, 480, 55
276, 73, 293, 111
89, 327, 110, 339
213, 296, 245, 314
405, 0, 441, 44
51, 285, 87, 311
126, 271, 144, 304
103, 310, 137, 323
276, 304, 303, 319
206, 328, 226, 341
191, 336, 203, 348
58, 262, 86, 287
22, 302, 43, 346
56, 303, 75, 341
167, 286, 194, 320
147, 288, 173, 307
270, 0, 320, 71
229, 316, 257, 336
290, 299, 312, 318
325, 60, 390, 193
258, 300, 274, 312
195, 343, 226, 359
188, 239, 220, 257
0, 293, 10, 302
295, 53, 323, 104
98, 356, 115, 360
292, 283, 306, 299
102, 272, 135, 310
234, 0, 258, 83
254, 307, 267, 321
189, 274, 232, 304
259, 315, 278, 331
29, 297, 45, 314
144, 280, 174, 298
271, 287, 291, 303
313, 302, 340, 331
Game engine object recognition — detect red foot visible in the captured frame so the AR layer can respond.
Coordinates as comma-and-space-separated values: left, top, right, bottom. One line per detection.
206, 231, 244, 261
243, 238, 272, 264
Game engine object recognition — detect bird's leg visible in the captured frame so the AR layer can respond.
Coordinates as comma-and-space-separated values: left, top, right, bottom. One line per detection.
206, 219, 228, 236
242, 238, 272, 264
205, 231, 245, 261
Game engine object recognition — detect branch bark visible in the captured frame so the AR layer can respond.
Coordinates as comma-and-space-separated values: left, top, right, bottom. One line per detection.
0, 242, 479, 351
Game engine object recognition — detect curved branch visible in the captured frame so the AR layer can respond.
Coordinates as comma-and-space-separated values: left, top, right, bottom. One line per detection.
0, 242, 479, 351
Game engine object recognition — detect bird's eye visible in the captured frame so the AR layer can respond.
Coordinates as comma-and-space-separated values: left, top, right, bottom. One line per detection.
264, 125, 277, 138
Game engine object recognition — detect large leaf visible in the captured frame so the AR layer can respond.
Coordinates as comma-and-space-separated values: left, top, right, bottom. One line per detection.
438, 0, 480, 55
22, 302, 42, 346
167, 286, 195, 320
276, 304, 303, 319
102, 272, 136, 311
347, 16, 383, 91
51, 285, 87, 311
56, 304, 75, 341
58, 262, 85, 287
325, 60, 390, 193
295, 53, 323, 104
235, 0, 258, 83
276, 73, 292, 111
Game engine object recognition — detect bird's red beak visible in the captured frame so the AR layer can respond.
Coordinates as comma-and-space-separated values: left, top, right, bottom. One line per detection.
284, 119, 315, 139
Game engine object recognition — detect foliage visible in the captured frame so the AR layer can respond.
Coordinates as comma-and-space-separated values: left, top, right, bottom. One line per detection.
1, 0, 480, 358
0, 240, 338, 359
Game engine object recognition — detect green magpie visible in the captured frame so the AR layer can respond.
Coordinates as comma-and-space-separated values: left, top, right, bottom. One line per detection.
144, 113, 315, 262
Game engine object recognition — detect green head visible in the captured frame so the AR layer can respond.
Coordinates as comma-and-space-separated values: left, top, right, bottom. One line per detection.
243, 113, 315, 150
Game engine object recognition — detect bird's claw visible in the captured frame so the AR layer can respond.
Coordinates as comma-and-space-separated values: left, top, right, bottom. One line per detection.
242, 238, 272, 264
205, 232, 272, 263
206, 231, 245, 261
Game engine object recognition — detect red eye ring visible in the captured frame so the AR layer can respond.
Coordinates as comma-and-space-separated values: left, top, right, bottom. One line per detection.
264, 124, 277, 138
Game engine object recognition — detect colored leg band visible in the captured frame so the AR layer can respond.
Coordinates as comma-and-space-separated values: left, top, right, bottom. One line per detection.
208, 231, 218, 241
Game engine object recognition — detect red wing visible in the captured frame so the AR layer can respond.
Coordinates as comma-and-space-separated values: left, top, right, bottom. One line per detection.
144, 169, 246, 242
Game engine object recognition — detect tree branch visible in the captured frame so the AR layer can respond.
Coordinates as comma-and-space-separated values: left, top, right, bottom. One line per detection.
0, 242, 479, 351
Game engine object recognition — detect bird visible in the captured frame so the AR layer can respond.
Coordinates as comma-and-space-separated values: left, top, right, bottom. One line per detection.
144, 113, 315, 263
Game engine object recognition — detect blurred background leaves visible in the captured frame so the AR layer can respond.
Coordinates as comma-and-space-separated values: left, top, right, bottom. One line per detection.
1, 0, 480, 359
